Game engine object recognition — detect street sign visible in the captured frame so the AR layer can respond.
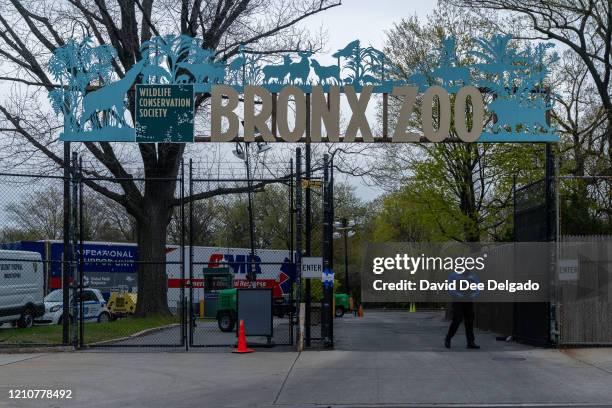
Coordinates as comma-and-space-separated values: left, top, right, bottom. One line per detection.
322, 268, 334, 288
301, 257, 323, 279
558, 259, 579, 281
301, 179, 323, 189
52, 34, 558, 143
135, 84, 194, 143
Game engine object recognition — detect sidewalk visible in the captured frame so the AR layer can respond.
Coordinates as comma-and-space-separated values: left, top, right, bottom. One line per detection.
0, 311, 611, 408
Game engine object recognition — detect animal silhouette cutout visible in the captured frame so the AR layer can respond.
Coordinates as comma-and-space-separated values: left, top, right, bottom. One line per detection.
332, 40, 360, 59
263, 55, 292, 84
176, 61, 225, 84
406, 72, 429, 91
288, 52, 312, 84
310, 60, 340, 84
80, 59, 146, 130
176, 74, 191, 84
360, 74, 378, 84
432, 37, 471, 92
432, 65, 471, 92
229, 56, 247, 83
488, 97, 552, 134
141, 64, 172, 84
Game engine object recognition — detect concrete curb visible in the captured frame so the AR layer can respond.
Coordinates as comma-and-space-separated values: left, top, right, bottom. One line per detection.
87, 323, 180, 346
0, 324, 179, 351
0, 345, 73, 353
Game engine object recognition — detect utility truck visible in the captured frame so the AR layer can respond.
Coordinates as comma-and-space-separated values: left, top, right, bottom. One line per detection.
0, 250, 45, 328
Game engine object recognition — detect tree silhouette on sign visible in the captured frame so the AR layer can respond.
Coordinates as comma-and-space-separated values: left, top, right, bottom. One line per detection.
48, 38, 115, 134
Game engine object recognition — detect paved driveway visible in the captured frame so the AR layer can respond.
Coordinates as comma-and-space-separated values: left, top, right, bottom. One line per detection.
1, 310, 611, 407
97, 317, 294, 348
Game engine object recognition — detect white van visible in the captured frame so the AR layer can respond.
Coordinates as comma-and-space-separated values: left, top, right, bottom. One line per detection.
0, 250, 45, 328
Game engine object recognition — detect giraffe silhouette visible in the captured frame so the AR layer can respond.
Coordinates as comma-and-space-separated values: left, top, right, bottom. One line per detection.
80, 59, 146, 130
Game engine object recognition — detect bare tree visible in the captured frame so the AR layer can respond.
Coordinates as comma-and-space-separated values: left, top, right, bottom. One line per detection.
0, 0, 341, 315
450, 0, 612, 168
367, 6, 546, 242
1, 183, 137, 241
552, 50, 608, 178
3, 185, 64, 240
551, 49, 611, 232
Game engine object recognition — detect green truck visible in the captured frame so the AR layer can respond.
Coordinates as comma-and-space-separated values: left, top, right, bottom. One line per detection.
215, 289, 350, 332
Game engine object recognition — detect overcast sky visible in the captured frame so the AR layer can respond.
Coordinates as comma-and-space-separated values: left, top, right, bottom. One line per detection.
306, 0, 436, 201
310, 0, 435, 54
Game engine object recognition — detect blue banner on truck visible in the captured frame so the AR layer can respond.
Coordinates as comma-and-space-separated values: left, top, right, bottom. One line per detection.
0, 241, 138, 296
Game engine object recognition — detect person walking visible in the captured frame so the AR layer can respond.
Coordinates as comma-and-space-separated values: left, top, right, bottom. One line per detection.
445, 301, 480, 349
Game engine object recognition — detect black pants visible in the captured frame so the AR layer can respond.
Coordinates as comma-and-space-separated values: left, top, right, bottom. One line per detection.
446, 302, 475, 344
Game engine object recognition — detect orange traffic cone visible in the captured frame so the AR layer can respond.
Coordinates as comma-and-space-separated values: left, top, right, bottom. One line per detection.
358, 304, 364, 318
233, 320, 254, 353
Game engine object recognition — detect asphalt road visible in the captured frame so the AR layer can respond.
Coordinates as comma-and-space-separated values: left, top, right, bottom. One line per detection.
1, 310, 611, 408
91, 317, 294, 348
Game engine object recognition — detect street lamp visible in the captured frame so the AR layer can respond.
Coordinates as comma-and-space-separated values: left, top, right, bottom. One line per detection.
333, 218, 356, 294
232, 138, 271, 284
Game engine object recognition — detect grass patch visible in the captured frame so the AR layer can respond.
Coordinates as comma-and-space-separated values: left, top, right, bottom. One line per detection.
0, 314, 179, 345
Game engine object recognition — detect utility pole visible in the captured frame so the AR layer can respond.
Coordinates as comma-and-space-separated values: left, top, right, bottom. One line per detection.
244, 142, 257, 285
333, 217, 356, 295
342, 218, 349, 295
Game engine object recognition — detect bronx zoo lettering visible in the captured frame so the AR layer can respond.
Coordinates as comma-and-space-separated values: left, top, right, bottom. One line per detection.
211, 85, 484, 143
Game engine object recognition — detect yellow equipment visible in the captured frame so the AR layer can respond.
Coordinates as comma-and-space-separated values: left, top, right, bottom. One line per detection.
107, 292, 137, 317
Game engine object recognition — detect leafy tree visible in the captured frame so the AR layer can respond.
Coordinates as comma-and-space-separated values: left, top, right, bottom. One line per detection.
450, 0, 612, 169
368, 5, 544, 242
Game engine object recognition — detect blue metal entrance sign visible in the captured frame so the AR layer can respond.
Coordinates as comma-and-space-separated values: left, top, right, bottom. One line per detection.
48, 34, 559, 143
135, 84, 194, 143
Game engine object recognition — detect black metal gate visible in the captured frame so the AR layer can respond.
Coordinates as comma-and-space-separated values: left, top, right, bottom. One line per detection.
513, 178, 552, 346
63, 149, 336, 350
187, 159, 296, 348
77, 157, 187, 349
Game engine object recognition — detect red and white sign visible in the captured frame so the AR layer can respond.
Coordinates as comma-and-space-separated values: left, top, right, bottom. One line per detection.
165, 246, 294, 306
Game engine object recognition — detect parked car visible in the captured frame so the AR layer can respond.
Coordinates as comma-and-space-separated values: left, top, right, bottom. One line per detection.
0, 250, 45, 328
36, 288, 111, 325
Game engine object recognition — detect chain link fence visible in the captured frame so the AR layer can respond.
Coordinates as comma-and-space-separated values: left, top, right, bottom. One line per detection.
0, 173, 70, 347
188, 166, 296, 348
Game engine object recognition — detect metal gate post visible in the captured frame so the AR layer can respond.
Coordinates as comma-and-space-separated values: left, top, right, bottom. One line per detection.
545, 87, 558, 345
78, 156, 84, 348
288, 158, 294, 345
305, 92, 312, 347
70, 152, 79, 348
305, 143, 312, 347
62, 143, 71, 345
180, 160, 187, 351
545, 142, 557, 345
295, 148, 303, 346
322, 154, 333, 347
329, 155, 334, 346
189, 159, 194, 347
